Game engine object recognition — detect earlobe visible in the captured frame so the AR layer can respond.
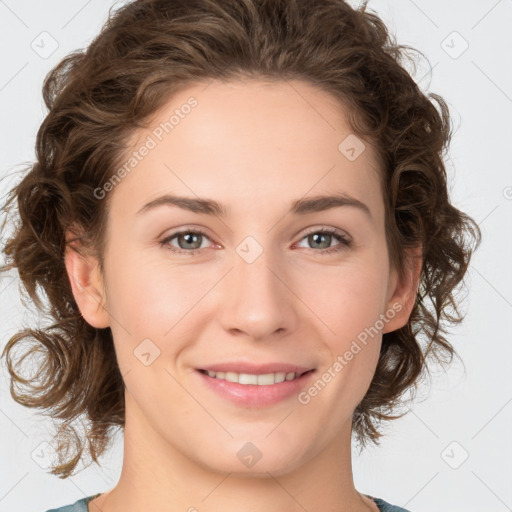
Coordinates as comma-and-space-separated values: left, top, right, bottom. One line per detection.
382, 245, 423, 334
64, 237, 110, 329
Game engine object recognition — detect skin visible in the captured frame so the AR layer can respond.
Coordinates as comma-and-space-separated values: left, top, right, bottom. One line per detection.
65, 78, 421, 512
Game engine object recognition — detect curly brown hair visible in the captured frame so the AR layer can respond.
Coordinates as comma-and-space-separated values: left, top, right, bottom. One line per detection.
1, 0, 481, 478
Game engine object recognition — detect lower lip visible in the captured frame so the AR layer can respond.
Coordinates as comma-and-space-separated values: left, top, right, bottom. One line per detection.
195, 370, 316, 407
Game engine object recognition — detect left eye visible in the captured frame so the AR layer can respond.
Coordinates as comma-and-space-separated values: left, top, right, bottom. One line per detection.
160, 228, 351, 255
295, 229, 351, 253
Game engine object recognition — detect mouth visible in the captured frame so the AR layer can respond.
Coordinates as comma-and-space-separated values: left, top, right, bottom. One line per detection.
194, 367, 317, 407
197, 368, 315, 386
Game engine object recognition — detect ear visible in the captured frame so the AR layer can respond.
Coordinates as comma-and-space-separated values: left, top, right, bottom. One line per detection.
382, 244, 422, 334
64, 231, 110, 329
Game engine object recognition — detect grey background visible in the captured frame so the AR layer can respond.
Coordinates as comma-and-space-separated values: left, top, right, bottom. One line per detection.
0, 1, 511, 511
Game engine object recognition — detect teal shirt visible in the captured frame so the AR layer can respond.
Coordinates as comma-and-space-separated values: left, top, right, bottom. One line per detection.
44, 493, 414, 511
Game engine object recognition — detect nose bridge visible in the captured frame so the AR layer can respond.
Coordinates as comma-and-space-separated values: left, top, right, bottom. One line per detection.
219, 238, 296, 339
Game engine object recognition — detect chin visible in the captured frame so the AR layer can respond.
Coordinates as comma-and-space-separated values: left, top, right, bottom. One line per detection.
192, 439, 307, 478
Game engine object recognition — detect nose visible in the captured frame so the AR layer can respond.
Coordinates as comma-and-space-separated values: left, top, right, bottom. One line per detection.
218, 245, 299, 341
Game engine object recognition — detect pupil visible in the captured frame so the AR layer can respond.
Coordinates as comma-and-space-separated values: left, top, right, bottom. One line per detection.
311, 233, 329, 249
181, 233, 200, 249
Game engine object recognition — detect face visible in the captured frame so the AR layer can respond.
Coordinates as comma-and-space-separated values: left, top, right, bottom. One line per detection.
68, 78, 415, 477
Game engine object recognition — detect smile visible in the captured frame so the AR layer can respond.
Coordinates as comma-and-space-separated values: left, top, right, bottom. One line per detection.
195, 368, 317, 407
197, 369, 313, 386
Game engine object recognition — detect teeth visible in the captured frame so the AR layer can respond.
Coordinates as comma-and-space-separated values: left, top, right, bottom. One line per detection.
203, 370, 300, 385
225, 372, 238, 383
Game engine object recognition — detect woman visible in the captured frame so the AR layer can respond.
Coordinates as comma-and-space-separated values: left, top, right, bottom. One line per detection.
1, 0, 481, 511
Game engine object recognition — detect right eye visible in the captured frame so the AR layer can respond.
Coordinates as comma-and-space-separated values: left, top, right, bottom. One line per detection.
159, 229, 214, 255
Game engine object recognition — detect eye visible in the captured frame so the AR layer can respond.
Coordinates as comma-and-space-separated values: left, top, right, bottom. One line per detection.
159, 229, 213, 255
295, 227, 352, 255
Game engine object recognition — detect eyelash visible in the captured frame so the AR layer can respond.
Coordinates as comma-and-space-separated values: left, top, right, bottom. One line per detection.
159, 227, 352, 256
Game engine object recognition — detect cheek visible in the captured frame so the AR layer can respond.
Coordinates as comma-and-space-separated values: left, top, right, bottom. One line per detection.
308, 260, 390, 341
304, 264, 387, 410
103, 254, 221, 379
104, 248, 190, 329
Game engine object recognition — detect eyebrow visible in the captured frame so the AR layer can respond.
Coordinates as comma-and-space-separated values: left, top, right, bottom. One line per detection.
136, 192, 372, 220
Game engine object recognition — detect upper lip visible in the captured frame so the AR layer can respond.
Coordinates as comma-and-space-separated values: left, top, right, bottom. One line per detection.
197, 362, 315, 375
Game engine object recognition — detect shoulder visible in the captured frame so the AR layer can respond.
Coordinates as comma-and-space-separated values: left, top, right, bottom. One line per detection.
368, 495, 414, 512
373, 497, 414, 512
43, 494, 99, 512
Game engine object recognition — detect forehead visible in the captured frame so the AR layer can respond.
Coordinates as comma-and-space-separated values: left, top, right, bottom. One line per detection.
109, 78, 384, 223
